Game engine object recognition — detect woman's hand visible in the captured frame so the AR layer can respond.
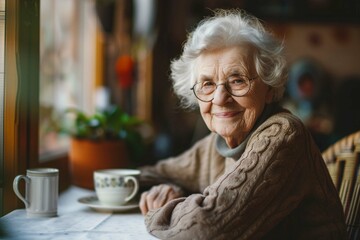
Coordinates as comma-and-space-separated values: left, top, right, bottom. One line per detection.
140, 184, 184, 215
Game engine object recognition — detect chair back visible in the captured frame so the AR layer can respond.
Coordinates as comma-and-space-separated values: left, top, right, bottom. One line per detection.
322, 131, 360, 239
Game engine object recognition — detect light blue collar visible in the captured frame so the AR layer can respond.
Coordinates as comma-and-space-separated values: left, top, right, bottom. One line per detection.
215, 103, 283, 160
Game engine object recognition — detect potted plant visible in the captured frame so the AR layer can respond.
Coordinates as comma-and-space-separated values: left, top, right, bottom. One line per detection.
62, 105, 145, 189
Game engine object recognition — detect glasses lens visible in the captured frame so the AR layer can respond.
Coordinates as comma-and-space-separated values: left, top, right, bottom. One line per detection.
227, 77, 251, 97
193, 82, 215, 102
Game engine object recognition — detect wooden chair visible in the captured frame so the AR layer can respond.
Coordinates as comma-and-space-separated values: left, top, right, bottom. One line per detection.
322, 131, 360, 239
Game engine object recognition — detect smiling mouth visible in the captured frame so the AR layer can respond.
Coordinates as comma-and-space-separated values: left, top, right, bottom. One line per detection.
213, 111, 241, 118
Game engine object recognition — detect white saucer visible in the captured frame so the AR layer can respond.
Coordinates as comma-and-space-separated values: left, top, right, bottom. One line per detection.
78, 195, 139, 213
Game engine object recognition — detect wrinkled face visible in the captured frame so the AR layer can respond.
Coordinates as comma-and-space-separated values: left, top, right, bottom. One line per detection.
195, 45, 273, 148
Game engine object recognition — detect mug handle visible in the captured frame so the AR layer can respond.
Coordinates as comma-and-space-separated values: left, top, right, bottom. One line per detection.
13, 175, 30, 208
124, 176, 139, 202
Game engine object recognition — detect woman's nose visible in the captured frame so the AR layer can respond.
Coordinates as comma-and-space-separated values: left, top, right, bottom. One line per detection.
212, 84, 232, 105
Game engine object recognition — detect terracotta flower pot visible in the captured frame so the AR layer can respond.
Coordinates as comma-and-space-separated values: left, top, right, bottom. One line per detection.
69, 138, 129, 189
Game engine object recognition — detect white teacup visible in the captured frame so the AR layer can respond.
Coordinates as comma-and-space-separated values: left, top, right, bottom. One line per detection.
94, 169, 140, 206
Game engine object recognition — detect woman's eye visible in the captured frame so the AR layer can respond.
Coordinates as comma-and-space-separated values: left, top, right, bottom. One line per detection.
230, 78, 246, 85
202, 81, 215, 87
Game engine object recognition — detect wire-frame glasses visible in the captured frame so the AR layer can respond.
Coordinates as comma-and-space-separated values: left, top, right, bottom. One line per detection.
191, 76, 257, 102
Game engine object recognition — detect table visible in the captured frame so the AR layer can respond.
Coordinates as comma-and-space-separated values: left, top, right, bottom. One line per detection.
0, 186, 157, 240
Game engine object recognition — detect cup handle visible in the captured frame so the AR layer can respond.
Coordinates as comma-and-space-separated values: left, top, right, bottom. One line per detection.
13, 175, 30, 208
124, 176, 139, 202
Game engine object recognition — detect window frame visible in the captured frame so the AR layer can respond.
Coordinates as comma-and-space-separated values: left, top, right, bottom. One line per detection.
0, 0, 5, 216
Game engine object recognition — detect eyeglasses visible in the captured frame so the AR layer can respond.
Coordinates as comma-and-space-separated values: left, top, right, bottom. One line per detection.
190, 76, 257, 102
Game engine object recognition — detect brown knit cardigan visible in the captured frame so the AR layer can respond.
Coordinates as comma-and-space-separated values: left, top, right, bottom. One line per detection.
139, 112, 347, 240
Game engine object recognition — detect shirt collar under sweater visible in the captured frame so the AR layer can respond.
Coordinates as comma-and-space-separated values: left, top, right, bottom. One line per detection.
215, 103, 284, 160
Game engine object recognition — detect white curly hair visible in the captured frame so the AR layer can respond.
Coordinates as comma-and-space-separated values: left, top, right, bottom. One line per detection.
170, 9, 287, 109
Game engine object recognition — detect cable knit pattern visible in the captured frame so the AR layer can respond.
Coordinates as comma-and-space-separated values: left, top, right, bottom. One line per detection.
141, 112, 347, 240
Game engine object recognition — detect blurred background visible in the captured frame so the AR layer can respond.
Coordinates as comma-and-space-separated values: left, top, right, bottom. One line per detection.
37, 0, 360, 162
1, 0, 360, 215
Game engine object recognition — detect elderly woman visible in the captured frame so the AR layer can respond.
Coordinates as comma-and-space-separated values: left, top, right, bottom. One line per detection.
139, 9, 347, 239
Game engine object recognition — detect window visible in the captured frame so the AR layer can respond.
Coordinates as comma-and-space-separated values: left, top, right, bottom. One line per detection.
39, 0, 98, 160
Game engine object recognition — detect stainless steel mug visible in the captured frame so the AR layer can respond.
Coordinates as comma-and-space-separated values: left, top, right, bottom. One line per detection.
13, 168, 59, 217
